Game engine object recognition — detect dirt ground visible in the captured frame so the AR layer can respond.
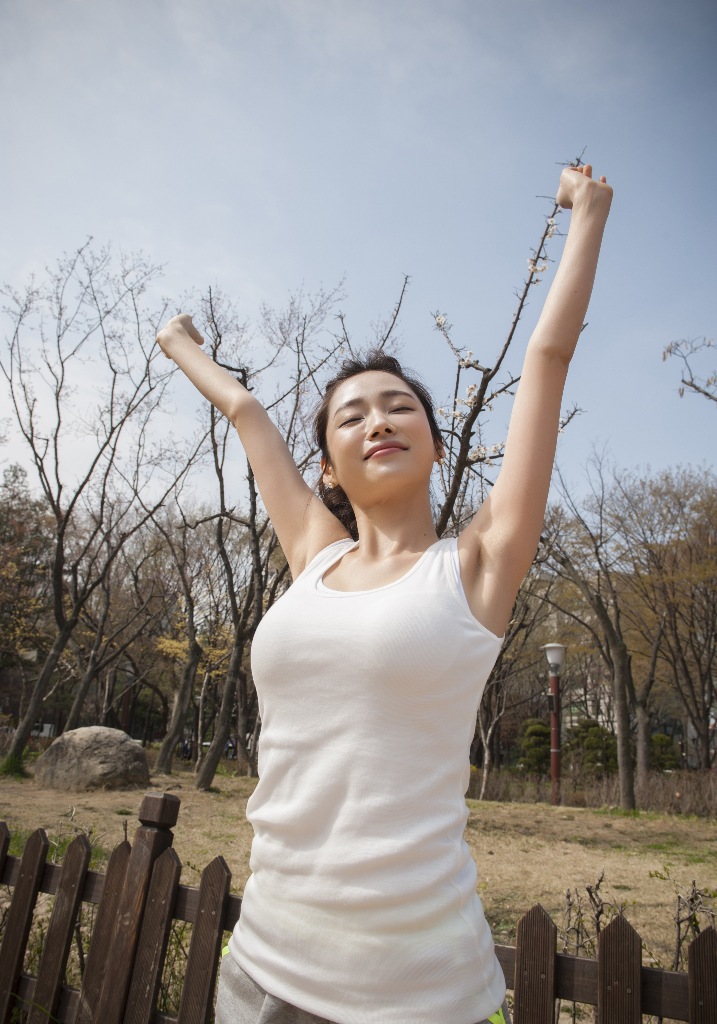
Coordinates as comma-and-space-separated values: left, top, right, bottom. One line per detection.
2, 765, 715, 970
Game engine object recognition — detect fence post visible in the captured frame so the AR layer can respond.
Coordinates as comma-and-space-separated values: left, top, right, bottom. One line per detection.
76, 840, 132, 1024
512, 904, 556, 1024
177, 855, 232, 1024
93, 792, 181, 1024
688, 926, 717, 1024
0, 829, 49, 1024
598, 915, 641, 1023
26, 834, 91, 1024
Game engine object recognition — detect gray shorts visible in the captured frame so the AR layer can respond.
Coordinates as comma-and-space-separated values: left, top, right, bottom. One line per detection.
215, 953, 512, 1024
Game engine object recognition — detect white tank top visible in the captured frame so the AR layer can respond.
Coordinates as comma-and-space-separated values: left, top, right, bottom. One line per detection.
230, 537, 506, 1024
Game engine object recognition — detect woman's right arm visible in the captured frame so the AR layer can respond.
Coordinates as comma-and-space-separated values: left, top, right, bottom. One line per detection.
157, 314, 349, 575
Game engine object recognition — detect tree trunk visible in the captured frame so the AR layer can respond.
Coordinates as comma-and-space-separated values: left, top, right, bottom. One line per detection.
634, 701, 651, 802
101, 668, 117, 726
195, 641, 243, 791
476, 705, 496, 802
142, 687, 155, 745
64, 650, 99, 731
194, 671, 210, 770
479, 742, 492, 801
2, 626, 74, 772
612, 646, 635, 811
700, 725, 712, 770
155, 640, 202, 774
247, 713, 261, 779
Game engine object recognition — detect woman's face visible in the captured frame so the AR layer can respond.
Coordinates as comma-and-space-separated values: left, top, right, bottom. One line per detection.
322, 370, 440, 502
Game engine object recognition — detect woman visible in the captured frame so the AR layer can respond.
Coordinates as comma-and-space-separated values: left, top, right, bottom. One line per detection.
157, 163, 612, 1024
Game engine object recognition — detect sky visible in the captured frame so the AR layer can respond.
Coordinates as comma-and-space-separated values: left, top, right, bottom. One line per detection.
1, 0, 715, 497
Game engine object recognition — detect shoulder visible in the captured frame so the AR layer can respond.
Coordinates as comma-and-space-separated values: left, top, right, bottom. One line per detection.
291, 531, 354, 582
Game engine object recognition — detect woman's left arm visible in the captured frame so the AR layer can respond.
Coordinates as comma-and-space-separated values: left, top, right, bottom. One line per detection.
460, 164, 613, 634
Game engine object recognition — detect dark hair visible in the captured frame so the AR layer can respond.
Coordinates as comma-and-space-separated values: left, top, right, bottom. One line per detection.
313, 350, 443, 539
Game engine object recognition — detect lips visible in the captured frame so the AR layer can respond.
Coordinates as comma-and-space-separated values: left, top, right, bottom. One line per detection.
364, 442, 407, 459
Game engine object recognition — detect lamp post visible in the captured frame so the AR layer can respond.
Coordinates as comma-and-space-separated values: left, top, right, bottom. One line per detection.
542, 643, 566, 806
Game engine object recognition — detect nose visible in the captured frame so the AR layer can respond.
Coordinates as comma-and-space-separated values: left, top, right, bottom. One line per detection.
366, 408, 394, 438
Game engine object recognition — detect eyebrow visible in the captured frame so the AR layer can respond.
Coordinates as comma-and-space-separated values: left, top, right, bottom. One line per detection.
332, 389, 417, 419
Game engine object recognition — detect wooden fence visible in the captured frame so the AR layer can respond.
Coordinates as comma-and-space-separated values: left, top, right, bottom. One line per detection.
0, 792, 715, 1023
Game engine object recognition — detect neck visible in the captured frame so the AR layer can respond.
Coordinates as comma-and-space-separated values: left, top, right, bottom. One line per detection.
351, 494, 438, 556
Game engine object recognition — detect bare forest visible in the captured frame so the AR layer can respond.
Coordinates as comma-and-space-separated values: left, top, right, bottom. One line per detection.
2, 180, 715, 809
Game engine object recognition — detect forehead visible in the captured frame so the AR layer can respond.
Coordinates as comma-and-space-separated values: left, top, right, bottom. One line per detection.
328, 370, 418, 413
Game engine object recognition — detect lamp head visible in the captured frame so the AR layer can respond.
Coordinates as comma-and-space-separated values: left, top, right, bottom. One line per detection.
542, 642, 566, 674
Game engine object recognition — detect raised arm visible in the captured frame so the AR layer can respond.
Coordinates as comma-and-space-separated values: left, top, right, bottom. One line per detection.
157, 315, 348, 576
460, 164, 613, 635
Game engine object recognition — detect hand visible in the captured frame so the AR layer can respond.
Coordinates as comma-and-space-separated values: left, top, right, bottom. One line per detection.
156, 313, 205, 360
556, 163, 613, 212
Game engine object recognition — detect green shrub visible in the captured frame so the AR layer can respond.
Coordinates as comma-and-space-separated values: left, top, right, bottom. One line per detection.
565, 718, 618, 777
516, 719, 551, 775
650, 733, 681, 771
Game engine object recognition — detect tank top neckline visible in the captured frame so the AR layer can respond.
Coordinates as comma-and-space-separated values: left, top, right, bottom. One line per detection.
315, 536, 448, 597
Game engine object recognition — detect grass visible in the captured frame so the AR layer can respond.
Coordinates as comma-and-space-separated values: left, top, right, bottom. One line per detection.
1, 775, 714, 1024
1, 768, 715, 971
0, 754, 28, 778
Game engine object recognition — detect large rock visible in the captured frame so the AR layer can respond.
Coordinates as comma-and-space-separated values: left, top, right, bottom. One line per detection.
34, 726, 150, 791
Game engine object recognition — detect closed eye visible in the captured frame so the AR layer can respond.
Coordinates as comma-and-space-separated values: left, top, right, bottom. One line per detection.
339, 415, 363, 427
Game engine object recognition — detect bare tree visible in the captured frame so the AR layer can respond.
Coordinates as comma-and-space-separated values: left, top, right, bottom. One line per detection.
663, 336, 716, 405
0, 464, 53, 670
63, 523, 166, 730
424, 162, 586, 789
151, 505, 213, 774
430, 177, 581, 538
190, 285, 346, 789
0, 242, 185, 772
612, 467, 717, 769
541, 457, 639, 810
473, 564, 554, 799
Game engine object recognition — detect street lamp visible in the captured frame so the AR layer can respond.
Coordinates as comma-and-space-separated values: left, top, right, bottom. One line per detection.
542, 643, 566, 806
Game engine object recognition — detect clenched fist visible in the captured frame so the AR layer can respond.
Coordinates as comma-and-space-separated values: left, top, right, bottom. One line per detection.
156, 314, 205, 360
556, 163, 612, 213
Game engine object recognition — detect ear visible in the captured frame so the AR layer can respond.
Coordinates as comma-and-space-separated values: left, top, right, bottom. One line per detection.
321, 458, 337, 488
434, 440, 446, 464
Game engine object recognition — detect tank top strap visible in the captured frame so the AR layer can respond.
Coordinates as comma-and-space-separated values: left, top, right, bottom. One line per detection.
409, 535, 459, 587
298, 538, 357, 584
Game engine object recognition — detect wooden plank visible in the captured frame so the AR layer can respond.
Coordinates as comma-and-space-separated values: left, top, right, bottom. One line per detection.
76, 840, 131, 1024
512, 904, 556, 1024
125, 848, 182, 1024
0, 828, 49, 1024
27, 834, 91, 1024
555, 950, 598, 1005
2, 854, 108, 906
177, 856, 231, 1024
94, 840, 153, 1024
0, 823, 9, 882
93, 793, 181, 1024
499, 942, 689, 1019
689, 926, 717, 1024
598, 915, 641, 1024
222, 893, 241, 933
495, 944, 515, 987
172, 884, 241, 931
642, 964, 689, 1020
2, 854, 242, 929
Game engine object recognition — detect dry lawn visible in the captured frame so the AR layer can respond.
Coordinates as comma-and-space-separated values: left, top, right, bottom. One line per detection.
2, 763, 715, 972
